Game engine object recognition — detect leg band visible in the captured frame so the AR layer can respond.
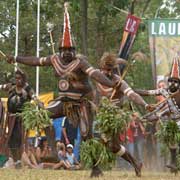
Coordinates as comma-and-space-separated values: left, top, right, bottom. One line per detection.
117, 145, 126, 156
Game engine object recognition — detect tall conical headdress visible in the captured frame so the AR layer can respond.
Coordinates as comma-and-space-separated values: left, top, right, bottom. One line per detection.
60, 2, 73, 48
170, 56, 180, 79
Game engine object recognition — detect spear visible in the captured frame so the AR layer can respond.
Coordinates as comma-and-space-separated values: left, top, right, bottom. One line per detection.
140, 90, 180, 122
46, 22, 55, 55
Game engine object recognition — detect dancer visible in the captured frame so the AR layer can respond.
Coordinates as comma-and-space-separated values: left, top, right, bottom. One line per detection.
6, 3, 116, 141
95, 52, 153, 177
0, 68, 36, 163
136, 57, 180, 173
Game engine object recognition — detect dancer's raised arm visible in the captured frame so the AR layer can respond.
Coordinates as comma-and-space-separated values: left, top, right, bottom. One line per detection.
7, 55, 52, 66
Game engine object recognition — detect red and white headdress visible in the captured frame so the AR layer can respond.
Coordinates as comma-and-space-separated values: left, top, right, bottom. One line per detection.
170, 56, 180, 79
60, 2, 73, 48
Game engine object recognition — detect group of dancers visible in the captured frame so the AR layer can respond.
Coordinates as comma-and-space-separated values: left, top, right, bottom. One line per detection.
1, 2, 180, 177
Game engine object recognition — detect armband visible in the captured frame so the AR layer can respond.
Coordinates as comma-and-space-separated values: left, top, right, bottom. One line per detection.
0, 84, 7, 90
85, 67, 97, 76
124, 87, 134, 97
39, 57, 47, 65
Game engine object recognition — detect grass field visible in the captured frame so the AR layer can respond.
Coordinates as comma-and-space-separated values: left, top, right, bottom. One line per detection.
0, 169, 180, 180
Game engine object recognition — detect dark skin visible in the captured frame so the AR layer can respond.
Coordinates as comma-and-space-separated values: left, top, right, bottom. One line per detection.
7, 49, 118, 115
15, 74, 26, 91
7, 48, 115, 88
98, 63, 154, 111
168, 78, 180, 93
7, 47, 117, 142
0, 72, 34, 99
0, 71, 36, 161
59, 47, 76, 63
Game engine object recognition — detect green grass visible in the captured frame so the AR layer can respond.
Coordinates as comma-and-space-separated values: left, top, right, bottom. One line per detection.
0, 169, 180, 180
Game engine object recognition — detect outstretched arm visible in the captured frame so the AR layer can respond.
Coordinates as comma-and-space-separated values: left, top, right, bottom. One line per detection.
7, 55, 52, 66
120, 81, 148, 108
135, 89, 162, 96
90, 70, 115, 87
80, 59, 115, 87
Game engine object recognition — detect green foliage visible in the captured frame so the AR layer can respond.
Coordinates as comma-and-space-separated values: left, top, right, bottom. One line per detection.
80, 138, 115, 169
156, 120, 180, 170
17, 102, 52, 134
96, 97, 131, 138
80, 97, 130, 169
156, 120, 180, 147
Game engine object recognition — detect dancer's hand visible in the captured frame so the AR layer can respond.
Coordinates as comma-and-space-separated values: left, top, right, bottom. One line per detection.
145, 104, 156, 112
100, 133, 108, 143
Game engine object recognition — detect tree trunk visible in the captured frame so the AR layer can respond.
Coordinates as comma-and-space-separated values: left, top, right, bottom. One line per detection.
130, 0, 136, 14
141, 0, 151, 17
96, 9, 103, 58
80, 0, 88, 56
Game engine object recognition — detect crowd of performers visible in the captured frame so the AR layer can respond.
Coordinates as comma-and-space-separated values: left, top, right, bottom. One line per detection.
0, 3, 180, 178
136, 56, 180, 173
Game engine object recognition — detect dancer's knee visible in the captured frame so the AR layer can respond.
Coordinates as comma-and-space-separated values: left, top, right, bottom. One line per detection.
117, 145, 126, 156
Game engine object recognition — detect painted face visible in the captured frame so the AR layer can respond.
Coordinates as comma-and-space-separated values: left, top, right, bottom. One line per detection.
168, 78, 180, 93
15, 74, 24, 87
60, 47, 75, 63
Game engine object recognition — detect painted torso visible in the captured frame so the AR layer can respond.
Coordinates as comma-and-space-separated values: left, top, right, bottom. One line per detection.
7, 84, 32, 113
96, 72, 126, 104
51, 55, 92, 100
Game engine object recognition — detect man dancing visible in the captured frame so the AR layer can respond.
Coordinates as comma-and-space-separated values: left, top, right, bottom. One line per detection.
95, 52, 153, 177
136, 56, 180, 172
96, 52, 150, 109
7, 3, 116, 141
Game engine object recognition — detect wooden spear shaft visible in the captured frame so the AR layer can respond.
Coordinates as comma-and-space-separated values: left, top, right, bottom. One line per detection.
0, 50, 7, 58
110, 62, 132, 100
140, 90, 180, 122
151, 90, 179, 108
49, 31, 55, 55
